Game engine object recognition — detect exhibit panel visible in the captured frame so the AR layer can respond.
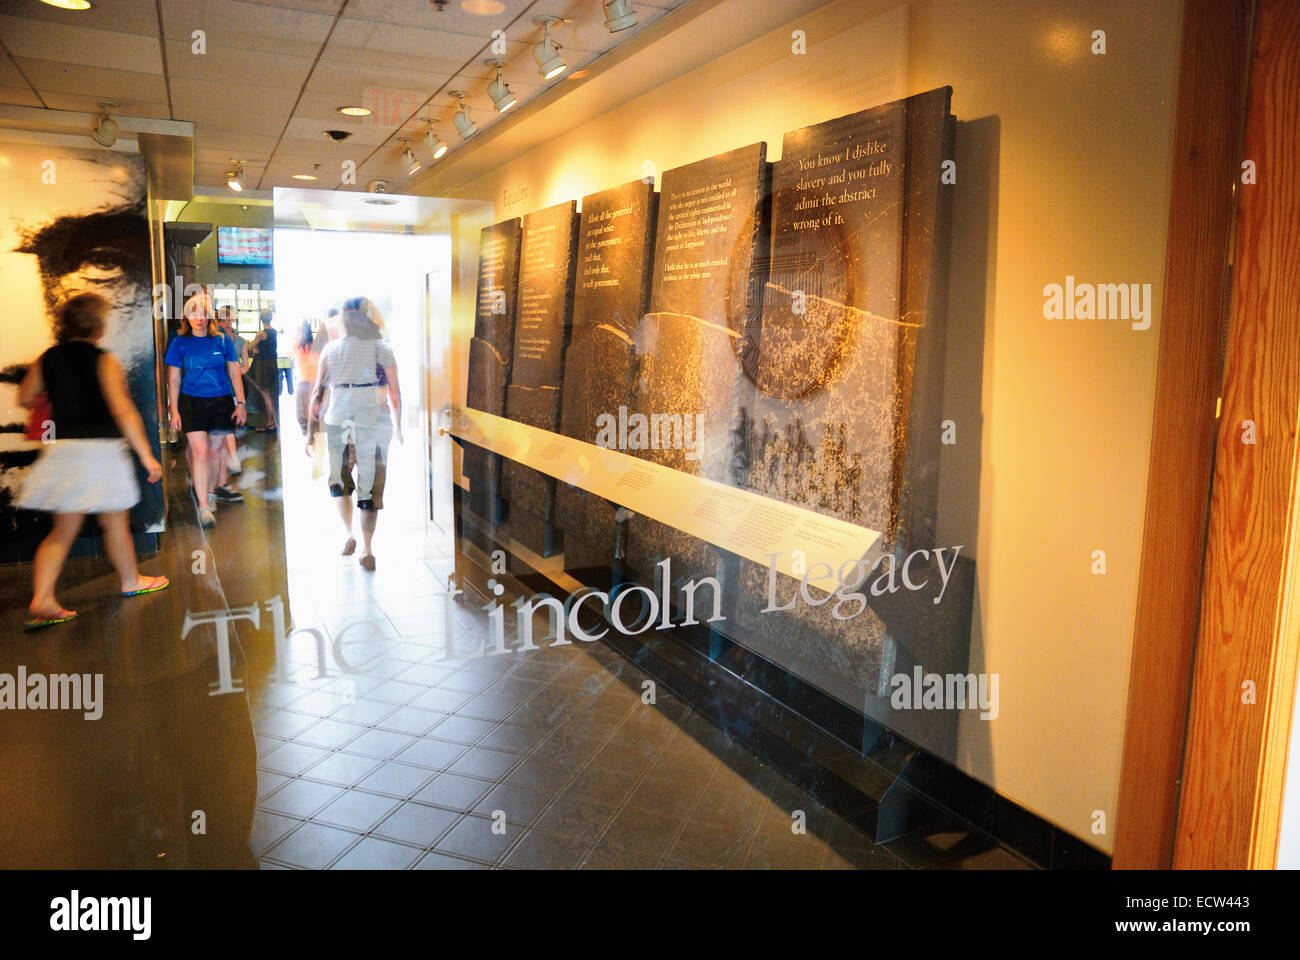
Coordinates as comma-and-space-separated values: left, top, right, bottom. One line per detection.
439, 0, 1193, 859
501, 200, 579, 563
464, 218, 521, 527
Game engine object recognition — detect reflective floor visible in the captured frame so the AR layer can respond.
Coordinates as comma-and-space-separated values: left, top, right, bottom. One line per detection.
1, 393, 1028, 869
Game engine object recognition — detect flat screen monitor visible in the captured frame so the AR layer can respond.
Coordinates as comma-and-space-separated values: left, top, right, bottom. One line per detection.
217, 226, 273, 266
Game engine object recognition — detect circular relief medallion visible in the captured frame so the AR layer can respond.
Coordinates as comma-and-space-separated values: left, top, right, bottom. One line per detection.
726, 209, 856, 399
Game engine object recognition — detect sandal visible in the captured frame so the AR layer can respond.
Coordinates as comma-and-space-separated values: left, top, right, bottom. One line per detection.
121, 575, 170, 598
359, 554, 376, 571
24, 608, 78, 631
341, 537, 356, 556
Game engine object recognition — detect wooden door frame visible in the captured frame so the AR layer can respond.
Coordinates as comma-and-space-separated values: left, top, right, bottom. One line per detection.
1115, 0, 1300, 868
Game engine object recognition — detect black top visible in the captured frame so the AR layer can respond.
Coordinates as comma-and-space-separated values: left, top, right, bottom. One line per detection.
40, 341, 119, 440
255, 327, 277, 361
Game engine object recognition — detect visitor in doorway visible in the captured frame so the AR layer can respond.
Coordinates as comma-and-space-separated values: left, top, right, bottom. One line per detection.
165, 292, 247, 528
215, 305, 250, 476
16, 293, 169, 629
247, 309, 279, 432
324, 305, 342, 340
278, 353, 293, 395
292, 319, 325, 437
307, 297, 402, 571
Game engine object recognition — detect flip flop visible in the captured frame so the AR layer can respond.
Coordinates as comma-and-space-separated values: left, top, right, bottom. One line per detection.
121, 575, 170, 598
24, 610, 78, 631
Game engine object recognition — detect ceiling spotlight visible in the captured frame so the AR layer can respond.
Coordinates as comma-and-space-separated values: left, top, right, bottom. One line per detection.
604, 0, 638, 32
485, 59, 517, 113
91, 101, 118, 147
421, 118, 448, 159
39, 0, 93, 9
450, 91, 478, 140
336, 105, 372, 117
533, 17, 567, 80
226, 160, 245, 192
400, 138, 422, 177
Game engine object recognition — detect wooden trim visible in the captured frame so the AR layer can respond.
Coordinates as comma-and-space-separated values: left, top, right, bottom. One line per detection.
1173, 0, 1300, 869
1112, 0, 1253, 869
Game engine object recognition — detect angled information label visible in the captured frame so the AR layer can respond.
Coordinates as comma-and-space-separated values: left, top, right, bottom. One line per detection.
452, 405, 884, 583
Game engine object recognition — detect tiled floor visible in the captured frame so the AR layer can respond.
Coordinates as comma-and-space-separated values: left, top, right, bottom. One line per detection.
0, 391, 1029, 869
254, 397, 1030, 871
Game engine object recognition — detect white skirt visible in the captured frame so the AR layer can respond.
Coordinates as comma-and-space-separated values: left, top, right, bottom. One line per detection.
16, 438, 141, 515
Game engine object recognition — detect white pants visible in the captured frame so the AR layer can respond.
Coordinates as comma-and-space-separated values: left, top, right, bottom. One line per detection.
325, 417, 391, 502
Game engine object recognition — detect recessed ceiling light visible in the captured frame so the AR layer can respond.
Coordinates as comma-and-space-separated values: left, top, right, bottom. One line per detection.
461, 0, 505, 13
39, 0, 93, 9
337, 105, 371, 117
292, 173, 317, 180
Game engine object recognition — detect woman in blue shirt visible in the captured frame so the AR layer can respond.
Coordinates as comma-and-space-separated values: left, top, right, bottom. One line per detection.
164, 293, 247, 528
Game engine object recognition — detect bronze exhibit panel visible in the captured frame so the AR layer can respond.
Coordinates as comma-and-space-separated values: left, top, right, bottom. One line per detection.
556, 180, 658, 572
624, 144, 771, 605
501, 201, 578, 561
729, 88, 967, 749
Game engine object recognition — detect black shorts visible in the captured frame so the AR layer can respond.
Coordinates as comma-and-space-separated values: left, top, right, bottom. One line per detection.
179, 393, 236, 435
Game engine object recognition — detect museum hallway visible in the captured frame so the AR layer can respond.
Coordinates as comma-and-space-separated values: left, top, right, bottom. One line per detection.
0, 393, 1026, 870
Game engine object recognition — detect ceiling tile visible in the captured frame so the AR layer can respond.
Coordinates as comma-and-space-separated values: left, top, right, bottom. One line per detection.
162, 0, 337, 58
231, 0, 348, 15
0, 15, 163, 73
325, 19, 484, 72
39, 93, 172, 119
0, 53, 26, 87
14, 59, 169, 106
0, 85, 43, 108
0, 0, 161, 37
344, 0, 531, 33
163, 39, 316, 88
170, 75, 300, 113
271, 136, 378, 162
307, 58, 448, 98
282, 115, 401, 146
193, 130, 282, 160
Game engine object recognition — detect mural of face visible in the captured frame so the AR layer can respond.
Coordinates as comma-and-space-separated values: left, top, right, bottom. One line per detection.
0, 142, 155, 537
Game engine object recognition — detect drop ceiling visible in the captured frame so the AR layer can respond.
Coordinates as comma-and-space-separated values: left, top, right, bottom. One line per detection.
0, 0, 690, 191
